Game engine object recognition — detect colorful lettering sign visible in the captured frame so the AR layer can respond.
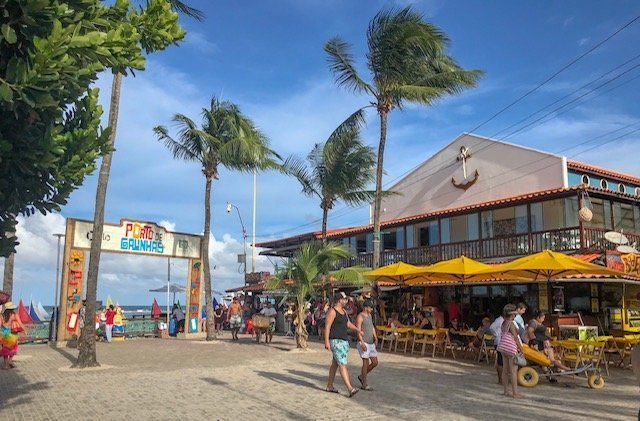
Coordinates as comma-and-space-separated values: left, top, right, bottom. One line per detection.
71, 218, 202, 259
606, 251, 640, 278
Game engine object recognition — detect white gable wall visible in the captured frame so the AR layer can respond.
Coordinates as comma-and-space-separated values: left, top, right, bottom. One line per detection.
377, 133, 566, 221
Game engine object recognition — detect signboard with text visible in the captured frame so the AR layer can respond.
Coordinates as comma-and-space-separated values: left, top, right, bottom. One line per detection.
606, 251, 640, 278
71, 218, 202, 259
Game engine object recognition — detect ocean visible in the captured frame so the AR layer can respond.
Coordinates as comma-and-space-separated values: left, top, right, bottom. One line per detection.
39, 305, 157, 321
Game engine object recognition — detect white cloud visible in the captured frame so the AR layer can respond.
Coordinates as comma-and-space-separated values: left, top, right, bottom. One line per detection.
578, 37, 590, 47
158, 220, 176, 231
183, 31, 218, 54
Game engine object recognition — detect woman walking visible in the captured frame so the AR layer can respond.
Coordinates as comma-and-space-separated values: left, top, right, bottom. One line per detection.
496, 304, 524, 399
1, 302, 25, 369
325, 292, 362, 398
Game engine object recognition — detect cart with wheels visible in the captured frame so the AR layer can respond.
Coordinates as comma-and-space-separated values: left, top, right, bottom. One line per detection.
517, 344, 605, 389
252, 314, 271, 343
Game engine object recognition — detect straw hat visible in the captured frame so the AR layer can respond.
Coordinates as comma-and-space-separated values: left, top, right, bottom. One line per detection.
3, 301, 17, 310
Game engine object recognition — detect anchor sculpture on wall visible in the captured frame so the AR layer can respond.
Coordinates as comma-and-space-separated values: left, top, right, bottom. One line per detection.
451, 146, 479, 190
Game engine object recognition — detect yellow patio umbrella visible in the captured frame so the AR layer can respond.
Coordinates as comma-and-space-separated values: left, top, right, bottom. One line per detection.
363, 261, 423, 283
403, 256, 497, 285
472, 250, 625, 281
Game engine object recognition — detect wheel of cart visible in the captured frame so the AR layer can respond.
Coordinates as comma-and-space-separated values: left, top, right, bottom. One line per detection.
252, 314, 270, 343
517, 344, 605, 389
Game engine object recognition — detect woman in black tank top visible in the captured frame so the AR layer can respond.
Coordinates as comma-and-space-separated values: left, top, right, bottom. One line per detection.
324, 292, 362, 397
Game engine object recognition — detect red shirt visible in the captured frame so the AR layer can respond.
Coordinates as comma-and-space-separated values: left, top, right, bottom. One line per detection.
105, 309, 116, 325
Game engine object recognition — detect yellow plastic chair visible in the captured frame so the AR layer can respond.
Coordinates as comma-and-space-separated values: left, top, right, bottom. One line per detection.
394, 328, 413, 353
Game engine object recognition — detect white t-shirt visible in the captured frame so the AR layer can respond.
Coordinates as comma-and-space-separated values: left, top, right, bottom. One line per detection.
489, 316, 504, 345
260, 307, 277, 323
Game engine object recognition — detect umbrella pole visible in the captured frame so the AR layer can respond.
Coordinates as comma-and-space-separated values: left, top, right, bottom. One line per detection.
166, 257, 170, 326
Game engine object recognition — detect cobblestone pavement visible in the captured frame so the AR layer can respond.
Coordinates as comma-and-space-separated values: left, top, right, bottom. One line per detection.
1, 333, 638, 420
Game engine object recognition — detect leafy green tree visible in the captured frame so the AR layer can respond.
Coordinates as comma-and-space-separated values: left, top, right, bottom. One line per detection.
266, 242, 366, 349
77, 0, 186, 368
324, 6, 483, 268
154, 97, 281, 341
0, 0, 148, 257
284, 110, 380, 243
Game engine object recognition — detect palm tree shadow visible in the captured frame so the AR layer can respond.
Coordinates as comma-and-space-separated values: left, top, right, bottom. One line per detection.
285, 368, 327, 383
254, 370, 319, 390
51, 346, 78, 365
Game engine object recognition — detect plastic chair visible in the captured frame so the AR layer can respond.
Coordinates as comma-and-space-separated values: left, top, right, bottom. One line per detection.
394, 328, 413, 353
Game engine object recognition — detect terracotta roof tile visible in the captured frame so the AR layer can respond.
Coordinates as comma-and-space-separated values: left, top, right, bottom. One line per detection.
260, 185, 639, 247
567, 160, 640, 185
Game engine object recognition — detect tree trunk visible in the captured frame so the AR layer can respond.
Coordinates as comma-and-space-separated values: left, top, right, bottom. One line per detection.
321, 204, 329, 245
202, 176, 216, 340
3, 252, 14, 298
76, 73, 122, 368
2, 215, 16, 298
295, 297, 308, 349
372, 110, 388, 270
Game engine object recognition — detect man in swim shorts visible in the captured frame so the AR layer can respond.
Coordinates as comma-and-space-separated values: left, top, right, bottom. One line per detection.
227, 297, 243, 341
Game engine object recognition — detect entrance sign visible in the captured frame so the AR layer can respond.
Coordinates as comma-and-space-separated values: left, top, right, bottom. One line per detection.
71, 218, 202, 259
57, 218, 205, 343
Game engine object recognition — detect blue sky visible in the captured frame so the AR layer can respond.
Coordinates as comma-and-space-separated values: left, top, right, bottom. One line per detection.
3, 0, 640, 306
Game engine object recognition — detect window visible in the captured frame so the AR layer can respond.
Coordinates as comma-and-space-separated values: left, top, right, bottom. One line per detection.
542, 199, 565, 230
585, 198, 612, 229
600, 179, 609, 190
481, 207, 524, 238
564, 197, 579, 227
530, 202, 543, 232
581, 174, 590, 185
618, 183, 626, 193
414, 220, 439, 246
406, 224, 415, 248
467, 213, 479, 241
450, 215, 468, 243
613, 202, 635, 232
355, 235, 367, 253
441, 218, 451, 243
383, 230, 397, 250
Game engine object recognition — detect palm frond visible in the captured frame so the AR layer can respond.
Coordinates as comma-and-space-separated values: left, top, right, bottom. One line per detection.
282, 155, 321, 199
167, 0, 205, 21
324, 37, 373, 95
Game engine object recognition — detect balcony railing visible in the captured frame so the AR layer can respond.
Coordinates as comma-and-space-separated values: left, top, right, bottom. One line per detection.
333, 226, 635, 269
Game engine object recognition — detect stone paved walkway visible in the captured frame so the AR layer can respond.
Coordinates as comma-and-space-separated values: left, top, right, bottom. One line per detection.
1, 334, 638, 420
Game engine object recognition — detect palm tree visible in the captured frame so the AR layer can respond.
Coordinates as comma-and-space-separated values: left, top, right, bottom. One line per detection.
154, 97, 280, 340
77, 0, 191, 369
283, 110, 379, 243
266, 242, 366, 349
324, 6, 483, 269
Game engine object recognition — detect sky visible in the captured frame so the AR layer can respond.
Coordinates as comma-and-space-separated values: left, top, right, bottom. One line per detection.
3, 0, 640, 306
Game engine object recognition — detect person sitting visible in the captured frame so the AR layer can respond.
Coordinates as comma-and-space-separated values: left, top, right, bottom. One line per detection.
413, 311, 433, 330
539, 338, 570, 371
386, 313, 403, 330
472, 317, 492, 349
448, 318, 466, 347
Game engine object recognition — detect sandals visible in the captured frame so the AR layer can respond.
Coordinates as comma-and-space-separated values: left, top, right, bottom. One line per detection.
348, 388, 359, 398
357, 375, 372, 391
325, 387, 339, 394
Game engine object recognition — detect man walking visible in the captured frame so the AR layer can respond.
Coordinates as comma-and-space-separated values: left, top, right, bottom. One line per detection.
355, 299, 378, 390
227, 297, 243, 341
325, 291, 362, 398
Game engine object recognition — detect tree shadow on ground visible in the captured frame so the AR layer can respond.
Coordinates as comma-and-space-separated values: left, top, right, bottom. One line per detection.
0, 369, 50, 409
51, 346, 78, 365
200, 377, 228, 386
254, 369, 319, 390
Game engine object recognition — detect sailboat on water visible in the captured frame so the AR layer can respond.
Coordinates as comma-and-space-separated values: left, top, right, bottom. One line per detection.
28, 298, 51, 322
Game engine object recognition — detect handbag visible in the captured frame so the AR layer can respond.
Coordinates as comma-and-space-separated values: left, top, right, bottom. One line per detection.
515, 351, 527, 366
10, 318, 24, 334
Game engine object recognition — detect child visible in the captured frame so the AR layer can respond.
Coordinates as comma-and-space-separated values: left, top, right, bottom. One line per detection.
529, 338, 569, 371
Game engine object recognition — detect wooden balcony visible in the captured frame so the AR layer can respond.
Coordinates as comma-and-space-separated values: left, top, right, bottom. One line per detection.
333, 226, 638, 269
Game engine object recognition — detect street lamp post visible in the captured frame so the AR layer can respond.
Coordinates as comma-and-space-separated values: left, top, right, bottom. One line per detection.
52, 233, 65, 344
226, 202, 248, 282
